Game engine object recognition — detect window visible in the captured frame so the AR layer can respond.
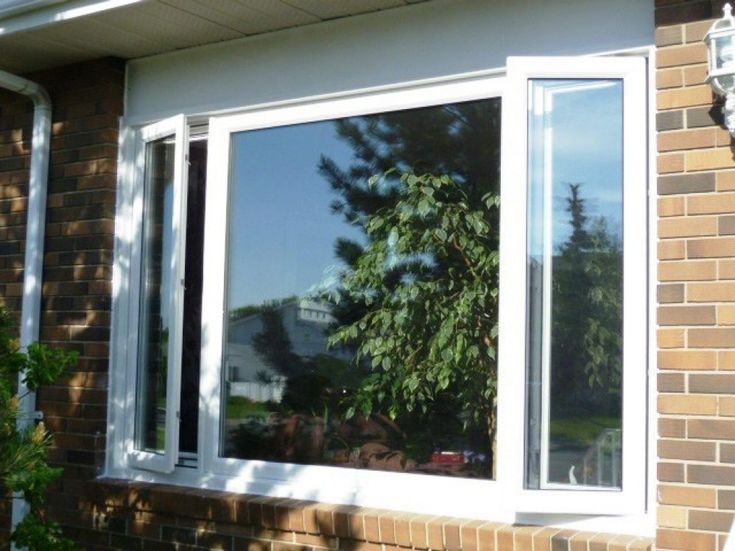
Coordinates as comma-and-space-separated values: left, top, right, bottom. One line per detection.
526, 79, 625, 491
498, 57, 647, 514
126, 114, 188, 473
110, 56, 648, 520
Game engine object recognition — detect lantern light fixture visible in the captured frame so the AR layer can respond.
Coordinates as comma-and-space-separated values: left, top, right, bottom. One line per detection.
706, 3, 735, 135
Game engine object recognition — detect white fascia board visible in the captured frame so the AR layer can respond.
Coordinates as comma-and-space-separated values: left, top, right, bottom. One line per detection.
0, 0, 144, 35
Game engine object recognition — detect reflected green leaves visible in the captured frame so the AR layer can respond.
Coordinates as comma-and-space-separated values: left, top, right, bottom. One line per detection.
329, 171, 500, 444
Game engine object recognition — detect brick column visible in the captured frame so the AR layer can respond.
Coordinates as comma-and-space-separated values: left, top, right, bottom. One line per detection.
0, 58, 123, 549
655, 1, 735, 550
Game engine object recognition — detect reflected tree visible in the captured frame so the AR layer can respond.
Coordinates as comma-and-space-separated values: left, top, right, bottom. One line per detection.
320, 101, 501, 473
327, 172, 500, 474
319, 100, 501, 327
552, 183, 622, 421
252, 305, 304, 379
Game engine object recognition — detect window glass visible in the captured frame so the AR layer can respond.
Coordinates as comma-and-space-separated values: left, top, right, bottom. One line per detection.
136, 138, 175, 454
525, 80, 623, 489
220, 99, 501, 479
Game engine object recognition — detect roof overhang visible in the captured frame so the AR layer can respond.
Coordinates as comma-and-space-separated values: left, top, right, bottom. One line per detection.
0, 0, 428, 74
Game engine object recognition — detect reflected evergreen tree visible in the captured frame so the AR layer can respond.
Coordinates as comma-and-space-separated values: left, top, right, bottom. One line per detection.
319, 101, 501, 224
319, 101, 501, 326
250, 305, 351, 415
552, 183, 622, 420
252, 305, 303, 379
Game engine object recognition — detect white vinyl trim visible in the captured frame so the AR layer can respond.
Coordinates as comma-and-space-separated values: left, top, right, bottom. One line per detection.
106, 120, 134, 476
497, 56, 648, 515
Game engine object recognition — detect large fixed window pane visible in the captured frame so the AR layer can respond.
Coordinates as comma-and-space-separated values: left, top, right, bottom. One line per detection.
525, 80, 623, 490
220, 99, 501, 479
136, 137, 176, 454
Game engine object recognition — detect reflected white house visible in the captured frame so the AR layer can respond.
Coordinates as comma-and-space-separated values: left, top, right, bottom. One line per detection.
226, 299, 344, 402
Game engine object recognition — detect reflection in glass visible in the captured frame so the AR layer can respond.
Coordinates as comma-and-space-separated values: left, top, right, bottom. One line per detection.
526, 80, 623, 489
714, 35, 735, 92
136, 138, 175, 454
221, 99, 501, 478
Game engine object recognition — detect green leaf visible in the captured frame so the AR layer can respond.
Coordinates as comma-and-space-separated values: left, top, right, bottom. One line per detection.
417, 199, 431, 217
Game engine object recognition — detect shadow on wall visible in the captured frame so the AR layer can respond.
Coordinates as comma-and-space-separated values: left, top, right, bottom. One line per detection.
91, 467, 374, 550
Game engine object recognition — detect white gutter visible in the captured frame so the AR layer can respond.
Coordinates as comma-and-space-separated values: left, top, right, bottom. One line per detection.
0, 0, 64, 20
0, 69, 52, 543
0, 0, 144, 36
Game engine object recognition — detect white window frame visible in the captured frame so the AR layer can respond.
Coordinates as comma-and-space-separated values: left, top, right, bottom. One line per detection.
107, 56, 651, 530
125, 114, 189, 473
496, 56, 648, 515
199, 74, 507, 517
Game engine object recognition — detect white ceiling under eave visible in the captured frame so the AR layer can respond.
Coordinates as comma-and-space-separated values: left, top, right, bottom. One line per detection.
0, 0, 429, 74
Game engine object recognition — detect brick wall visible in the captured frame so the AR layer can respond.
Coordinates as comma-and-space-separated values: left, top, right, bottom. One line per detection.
655, 1, 735, 550
75, 480, 652, 551
0, 89, 30, 318
0, 58, 123, 548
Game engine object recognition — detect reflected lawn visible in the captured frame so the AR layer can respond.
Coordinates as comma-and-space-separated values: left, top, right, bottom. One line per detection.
550, 416, 620, 446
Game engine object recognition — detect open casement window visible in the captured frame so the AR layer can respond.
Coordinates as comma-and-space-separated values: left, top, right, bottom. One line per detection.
497, 57, 647, 514
126, 114, 189, 473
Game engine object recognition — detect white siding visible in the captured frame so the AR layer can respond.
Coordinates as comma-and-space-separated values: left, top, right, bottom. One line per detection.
125, 0, 653, 124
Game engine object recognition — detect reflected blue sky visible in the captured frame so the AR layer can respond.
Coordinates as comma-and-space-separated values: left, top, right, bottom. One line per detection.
227, 122, 364, 308
529, 79, 623, 256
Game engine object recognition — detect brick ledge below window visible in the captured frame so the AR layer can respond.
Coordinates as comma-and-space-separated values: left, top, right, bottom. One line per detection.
79, 479, 653, 550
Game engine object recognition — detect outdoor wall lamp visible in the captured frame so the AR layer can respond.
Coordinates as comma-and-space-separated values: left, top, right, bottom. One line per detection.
706, 3, 735, 136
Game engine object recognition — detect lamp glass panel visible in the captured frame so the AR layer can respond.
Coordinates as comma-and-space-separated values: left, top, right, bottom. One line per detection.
714, 33, 735, 73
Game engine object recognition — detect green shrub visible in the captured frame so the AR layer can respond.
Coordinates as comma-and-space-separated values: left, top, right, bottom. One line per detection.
0, 306, 78, 550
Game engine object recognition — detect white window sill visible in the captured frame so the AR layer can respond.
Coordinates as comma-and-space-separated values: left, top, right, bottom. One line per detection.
104, 463, 654, 538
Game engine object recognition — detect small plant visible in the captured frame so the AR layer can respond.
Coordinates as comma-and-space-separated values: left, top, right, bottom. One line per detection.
0, 306, 78, 550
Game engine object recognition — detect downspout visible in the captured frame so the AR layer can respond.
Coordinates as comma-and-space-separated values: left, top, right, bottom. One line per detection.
0, 69, 52, 540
